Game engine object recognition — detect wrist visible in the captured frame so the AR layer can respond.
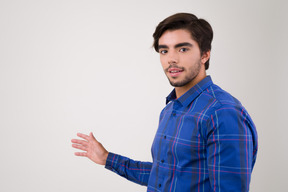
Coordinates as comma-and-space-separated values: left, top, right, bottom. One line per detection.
102, 151, 109, 165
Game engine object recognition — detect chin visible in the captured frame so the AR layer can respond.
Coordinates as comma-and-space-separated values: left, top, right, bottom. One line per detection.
169, 80, 189, 87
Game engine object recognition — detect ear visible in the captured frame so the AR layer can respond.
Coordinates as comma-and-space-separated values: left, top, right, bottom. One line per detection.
201, 51, 210, 64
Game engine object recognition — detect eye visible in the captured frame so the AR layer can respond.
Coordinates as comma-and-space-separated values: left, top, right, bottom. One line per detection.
159, 50, 168, 55
179, 48, 189, 52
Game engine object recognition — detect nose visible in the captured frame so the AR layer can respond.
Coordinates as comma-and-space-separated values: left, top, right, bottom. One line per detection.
168, 51, 179, 65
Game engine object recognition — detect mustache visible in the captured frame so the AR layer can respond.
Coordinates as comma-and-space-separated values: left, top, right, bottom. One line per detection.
165, 65, 185, 72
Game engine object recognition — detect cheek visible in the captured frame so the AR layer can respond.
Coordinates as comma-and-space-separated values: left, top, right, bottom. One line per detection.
160, 56, 167, 69
185, 54, 200, 65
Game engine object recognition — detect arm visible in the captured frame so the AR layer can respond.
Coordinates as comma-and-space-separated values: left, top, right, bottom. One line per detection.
105, 152, 152, 186
71, 132, 152, 186
206, 107, 258, 192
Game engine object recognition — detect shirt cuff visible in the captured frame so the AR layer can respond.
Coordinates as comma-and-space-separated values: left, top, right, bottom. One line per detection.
105, 152, 120, 172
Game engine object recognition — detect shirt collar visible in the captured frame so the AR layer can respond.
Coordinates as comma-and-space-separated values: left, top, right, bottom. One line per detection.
166, 76, 214, 106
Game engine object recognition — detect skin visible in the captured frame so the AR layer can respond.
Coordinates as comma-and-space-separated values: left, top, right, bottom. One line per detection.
71, 132, 108, 165
71, 29, 211, 165
158, 29, 210, 98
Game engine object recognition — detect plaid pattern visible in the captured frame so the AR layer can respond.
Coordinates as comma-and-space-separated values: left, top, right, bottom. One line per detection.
105, 76, 258, 192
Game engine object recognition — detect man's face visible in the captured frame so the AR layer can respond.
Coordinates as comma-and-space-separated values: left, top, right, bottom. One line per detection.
158, 29, 207, 88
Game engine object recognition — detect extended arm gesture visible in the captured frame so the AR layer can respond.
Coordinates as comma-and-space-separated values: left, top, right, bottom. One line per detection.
71, 132, 108, 165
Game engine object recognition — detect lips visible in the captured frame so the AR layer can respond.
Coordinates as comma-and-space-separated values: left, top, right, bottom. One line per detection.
168, 67, 184, 77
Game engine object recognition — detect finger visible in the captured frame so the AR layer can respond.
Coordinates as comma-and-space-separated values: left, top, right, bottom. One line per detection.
90, 132, 97, 140
77, 133, 89, 140
71, 139, 88, 146
72, 144, 87, 151
74, 152, 87, 157
90, 132, 101, 144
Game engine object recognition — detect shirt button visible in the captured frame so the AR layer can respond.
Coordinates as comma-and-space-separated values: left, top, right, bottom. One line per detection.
164, 135, 166, 139
161, 159, 164, 163
172, 113, 176, 116
158, 184, 162, 188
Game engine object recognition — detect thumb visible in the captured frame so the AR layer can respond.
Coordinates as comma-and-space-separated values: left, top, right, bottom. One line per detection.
90, 132, 96, 140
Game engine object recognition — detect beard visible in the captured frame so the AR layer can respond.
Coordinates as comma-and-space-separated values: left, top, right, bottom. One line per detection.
166, 60, 201, 87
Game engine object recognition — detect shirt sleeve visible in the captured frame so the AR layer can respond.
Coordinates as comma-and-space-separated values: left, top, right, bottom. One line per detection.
105, 152, 152, 186
206, 105, 258, 192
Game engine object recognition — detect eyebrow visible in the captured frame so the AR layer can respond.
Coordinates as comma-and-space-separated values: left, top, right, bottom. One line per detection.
158, 42, 193, 50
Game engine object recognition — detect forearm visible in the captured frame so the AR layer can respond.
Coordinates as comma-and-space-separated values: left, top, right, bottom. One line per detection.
105, 152, 152, 186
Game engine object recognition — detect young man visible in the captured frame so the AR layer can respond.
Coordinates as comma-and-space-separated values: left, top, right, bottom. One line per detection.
71, 13, 258, 191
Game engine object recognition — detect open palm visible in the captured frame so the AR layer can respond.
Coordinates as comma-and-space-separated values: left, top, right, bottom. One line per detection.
71, 132, 108, 165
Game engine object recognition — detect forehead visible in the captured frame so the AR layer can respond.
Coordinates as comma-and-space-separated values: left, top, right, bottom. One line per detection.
158, 29, 196, 46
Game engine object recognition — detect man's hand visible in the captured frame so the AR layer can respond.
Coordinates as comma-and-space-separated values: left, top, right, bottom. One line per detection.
71, 132, 108, 165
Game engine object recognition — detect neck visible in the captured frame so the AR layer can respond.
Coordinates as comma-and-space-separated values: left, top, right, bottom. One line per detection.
175, 72, 207, 98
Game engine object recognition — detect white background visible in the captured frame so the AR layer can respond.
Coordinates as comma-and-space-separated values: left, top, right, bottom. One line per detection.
0, 0, 287, 191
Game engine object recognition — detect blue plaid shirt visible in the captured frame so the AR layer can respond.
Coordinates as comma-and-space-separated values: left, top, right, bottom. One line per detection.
105, 76, 258, 192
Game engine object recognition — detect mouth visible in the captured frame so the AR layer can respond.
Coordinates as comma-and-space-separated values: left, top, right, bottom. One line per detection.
168, 67, 184, 77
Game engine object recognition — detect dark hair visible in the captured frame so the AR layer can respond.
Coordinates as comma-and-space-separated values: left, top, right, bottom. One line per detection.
153, 13, 213, 70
